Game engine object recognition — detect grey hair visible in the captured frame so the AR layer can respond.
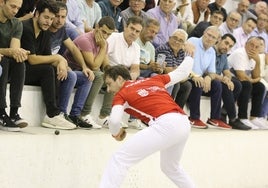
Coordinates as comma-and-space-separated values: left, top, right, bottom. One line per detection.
171, 29, 188, 41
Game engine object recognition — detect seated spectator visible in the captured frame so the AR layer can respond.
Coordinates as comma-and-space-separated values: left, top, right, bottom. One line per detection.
78, 0, 102, 32
15, 0, 38, 21
95, 16, 144, 129
191, 0, 210, 24
231, 17, 257, 52
214, 34, 250, 130
49, 1, 95, 129
208, 0, 227, 21
187, 26, 231, 129
120, 0, 149, 30
98, 0, 123, 31
0, 0, 29, 131
258, 37, 268, 120
234, 0, 256, 26
219, 11, 241, 35
64, 17, 116, 129
147, 0, 178, 48
249, 1, 267, 17
21, 0, 76, 130
156, 29, 192, 108
228, 36, 268, 129
63, 0, 85, 40
189, 10, 224, 38
250, 13, 268, 53
136, 18, 162, 78
174, 0, 195, 34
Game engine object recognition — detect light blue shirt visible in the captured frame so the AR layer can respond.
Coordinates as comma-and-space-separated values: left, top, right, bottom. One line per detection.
0, 65, 2, 77
188, 37, 216, 76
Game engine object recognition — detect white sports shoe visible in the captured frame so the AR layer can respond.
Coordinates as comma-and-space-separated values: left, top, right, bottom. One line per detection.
42, 113, 76, 130
96, 116, 109, 128
81, 114, 102, 129
240, 119, 259, 130
250, 118, 268, 130
128, 119, 145, 130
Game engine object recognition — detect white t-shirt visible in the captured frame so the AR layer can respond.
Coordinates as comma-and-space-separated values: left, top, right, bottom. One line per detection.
228, 47, 256, 76
107, 32, 140, 67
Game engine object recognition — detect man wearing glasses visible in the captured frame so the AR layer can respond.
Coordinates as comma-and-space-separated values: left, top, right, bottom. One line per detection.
219, 11, 241, 35
187, 26, 232, 129
155, 29, 192, 108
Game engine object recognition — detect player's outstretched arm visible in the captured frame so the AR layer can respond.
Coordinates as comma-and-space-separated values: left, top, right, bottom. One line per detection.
166, 56, 194, 87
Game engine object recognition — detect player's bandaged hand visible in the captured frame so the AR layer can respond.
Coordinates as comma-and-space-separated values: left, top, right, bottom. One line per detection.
112, 128, 127, 141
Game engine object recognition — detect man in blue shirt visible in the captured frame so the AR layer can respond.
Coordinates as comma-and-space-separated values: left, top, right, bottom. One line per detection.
188, 26, 231, 129
213, 34, 251, 130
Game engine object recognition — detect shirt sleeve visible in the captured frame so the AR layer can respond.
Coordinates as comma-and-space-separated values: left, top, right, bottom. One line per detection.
108, 105, 124, 135
166, 56, 193, 87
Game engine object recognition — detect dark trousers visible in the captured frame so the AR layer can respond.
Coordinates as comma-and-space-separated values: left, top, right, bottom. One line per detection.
174, 80, 192, 108
188, 79, 222, 119
237, 81, 266, 119
222, 77, 242, 120
25, 63, 60, 117
0, 57, 25, 109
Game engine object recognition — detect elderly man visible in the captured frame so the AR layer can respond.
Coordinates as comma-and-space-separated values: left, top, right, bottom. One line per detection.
155, 29, 192, 108
147, 0, 178, 48
249, 1, 267, 17
219, 11, 242, 35
251, 13, 268, 53
235, 0, 256, 26
228, 36, 268, 129
187, 26, 231, 129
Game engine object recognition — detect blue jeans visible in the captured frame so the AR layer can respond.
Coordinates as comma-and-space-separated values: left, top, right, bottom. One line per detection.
59, 71, 92, 116
260, 92, 268, 117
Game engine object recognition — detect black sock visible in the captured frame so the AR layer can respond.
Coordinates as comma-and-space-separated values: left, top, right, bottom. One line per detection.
229, 118, 236, 122
10, 107, 18, 117
0, 108, 7, 116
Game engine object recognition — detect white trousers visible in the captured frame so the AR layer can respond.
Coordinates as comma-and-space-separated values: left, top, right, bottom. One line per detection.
99, 113, 196, 188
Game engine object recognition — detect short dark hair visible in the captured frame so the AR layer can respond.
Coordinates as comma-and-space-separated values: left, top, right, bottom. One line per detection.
126, 16, 144, 28
211, 10, 225, 18
104, 65, 131, 81
246, 17, 257, 25
54, 1, 68, 14
144, 18, 160, 28
222, 33, 236, 44
36, 0, 58, 15
98, 16, 116, 30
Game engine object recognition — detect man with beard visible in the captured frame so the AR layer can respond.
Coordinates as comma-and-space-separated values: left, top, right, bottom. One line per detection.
213, 34, 251, 130
0, 0, 30, 131
49, 1, 95, 129
20, 0, 77, 130
187, 26, 232, 129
